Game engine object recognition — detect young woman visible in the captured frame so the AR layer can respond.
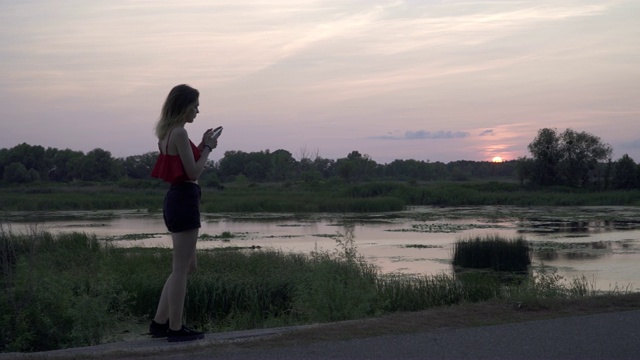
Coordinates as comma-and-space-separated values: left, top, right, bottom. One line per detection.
148, 84, 220, 342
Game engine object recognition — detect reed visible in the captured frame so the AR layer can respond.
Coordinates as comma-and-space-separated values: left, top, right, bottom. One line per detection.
0, 227, 131, 352
452, 234, 531, 272
3, 182, 640, 213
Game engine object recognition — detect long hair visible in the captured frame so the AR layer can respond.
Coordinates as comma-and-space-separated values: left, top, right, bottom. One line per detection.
154, 84, 200, 139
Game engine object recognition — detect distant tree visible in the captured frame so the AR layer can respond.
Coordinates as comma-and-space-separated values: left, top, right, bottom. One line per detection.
218, 150, 248, 181
312, 156, 335, 179
81, 148, 122, 181
336, 159, 355, 182
57, 148, 122, 181
558, 129, 612, 187
47, 148, 85, 182
244, 161, 264, 182
121, 152, 158, 179
527, 128, 561, 186
0, 148, 7, 179
428, 161, 448, 181
527, 128, 612, 187
612, 154, 638, 189
296, 147, 316, 175
268, 149, 295, 182
27, 168, 41, 182
200, 163, 223, 188
599, 159, 613, 190
342, 151, 377, 182
1, 143, 50, 180
386, 159, 429, 180
3, 162, 31, 183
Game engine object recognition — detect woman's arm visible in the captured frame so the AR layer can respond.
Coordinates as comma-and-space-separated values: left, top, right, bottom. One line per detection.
172, 128, 210, 181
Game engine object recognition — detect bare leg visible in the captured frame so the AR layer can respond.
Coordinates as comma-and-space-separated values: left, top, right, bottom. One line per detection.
153, 228, 199, 330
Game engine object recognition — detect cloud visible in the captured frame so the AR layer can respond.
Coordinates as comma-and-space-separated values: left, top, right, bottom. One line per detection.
371, 130, 470, 140
479, 130, 495, 136
407, 130, 470, 139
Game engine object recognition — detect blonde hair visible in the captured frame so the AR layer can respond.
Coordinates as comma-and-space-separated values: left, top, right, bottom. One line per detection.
154, 84, 200, 139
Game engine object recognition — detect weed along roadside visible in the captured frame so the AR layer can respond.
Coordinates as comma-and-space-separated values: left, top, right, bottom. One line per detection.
1, 225, 638, 354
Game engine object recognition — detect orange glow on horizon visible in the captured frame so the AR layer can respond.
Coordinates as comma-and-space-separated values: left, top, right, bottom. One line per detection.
492, 156, 503, 163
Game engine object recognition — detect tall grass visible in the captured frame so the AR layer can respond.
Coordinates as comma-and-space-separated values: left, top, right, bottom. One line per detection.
0, 227, 616, 353
3, 181, 640, 212
0, 226, 131, 352
452, 234, 531, 272
0, 185, 162, 211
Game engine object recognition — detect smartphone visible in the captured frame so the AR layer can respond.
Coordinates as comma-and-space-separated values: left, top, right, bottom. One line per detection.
212, 126, 223, 139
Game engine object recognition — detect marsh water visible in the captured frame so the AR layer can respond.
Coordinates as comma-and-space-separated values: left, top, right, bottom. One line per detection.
3, 206, 640, 292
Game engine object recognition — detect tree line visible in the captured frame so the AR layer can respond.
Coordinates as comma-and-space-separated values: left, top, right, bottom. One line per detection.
0, 145, 516, 185
1, 127, 639, 189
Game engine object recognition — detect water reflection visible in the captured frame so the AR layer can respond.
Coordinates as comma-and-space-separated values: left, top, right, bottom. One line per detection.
536, 251, 559, 262
518, 219, 640, 235
2, 206, 640, 291
454, 268, 530, 287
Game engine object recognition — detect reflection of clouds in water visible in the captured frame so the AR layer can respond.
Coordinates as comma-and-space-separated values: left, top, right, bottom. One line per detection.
566, 252, 609, 260
400, 244, 443, 249
63, 223, 108, 228
262, 235, 304, 239
101, 233, 161, 241
389, 223, 502, 233
531, 264, 578, 273
389, 256, 409, 263
519, 219, 640, 235
532, 239, 640, 256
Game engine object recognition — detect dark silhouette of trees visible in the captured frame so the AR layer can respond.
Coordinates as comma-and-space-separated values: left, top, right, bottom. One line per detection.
47, 148, 85, 182
121, 152, 158, 180
558, 129, 612, 187
612, 154, 639, 189
527, 128, 561, 186
3, 162, 36, 183
524, 128, 613, 188
1, 129, 636, 188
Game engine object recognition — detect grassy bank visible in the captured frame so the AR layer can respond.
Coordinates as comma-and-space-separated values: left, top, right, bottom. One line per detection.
1, 227, 632, 353
2, 181, 640, 212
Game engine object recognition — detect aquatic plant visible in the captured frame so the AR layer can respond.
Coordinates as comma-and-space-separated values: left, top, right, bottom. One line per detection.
452, 234, 531, 272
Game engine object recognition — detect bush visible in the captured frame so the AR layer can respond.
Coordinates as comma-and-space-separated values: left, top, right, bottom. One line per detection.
452, 234, 531, 272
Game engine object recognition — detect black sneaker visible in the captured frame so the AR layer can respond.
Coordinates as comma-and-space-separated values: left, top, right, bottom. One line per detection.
148, 320, 169, 338
167, 325, 205, 342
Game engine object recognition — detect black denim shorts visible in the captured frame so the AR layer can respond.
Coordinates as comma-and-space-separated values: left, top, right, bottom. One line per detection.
163, 182, 201, 233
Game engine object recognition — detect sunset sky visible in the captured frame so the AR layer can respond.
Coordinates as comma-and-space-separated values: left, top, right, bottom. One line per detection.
1, 0, 638, 163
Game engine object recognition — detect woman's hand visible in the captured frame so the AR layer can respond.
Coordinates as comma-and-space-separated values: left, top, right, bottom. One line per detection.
203, 128, 219, 149
201, 128, 213, 144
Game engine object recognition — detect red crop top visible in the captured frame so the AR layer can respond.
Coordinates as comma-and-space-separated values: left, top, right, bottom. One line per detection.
151, 130, 201, 184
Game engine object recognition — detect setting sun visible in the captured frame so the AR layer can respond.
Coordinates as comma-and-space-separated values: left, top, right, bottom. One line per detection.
492, 156, 503, 163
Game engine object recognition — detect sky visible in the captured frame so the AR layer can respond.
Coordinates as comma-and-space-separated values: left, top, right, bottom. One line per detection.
1, 0, 639, 164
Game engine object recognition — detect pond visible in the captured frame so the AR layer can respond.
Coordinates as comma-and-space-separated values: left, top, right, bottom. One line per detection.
3, 206, 640, 292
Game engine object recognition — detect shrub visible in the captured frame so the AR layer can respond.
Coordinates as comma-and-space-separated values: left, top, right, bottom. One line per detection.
452, 234, 531, 272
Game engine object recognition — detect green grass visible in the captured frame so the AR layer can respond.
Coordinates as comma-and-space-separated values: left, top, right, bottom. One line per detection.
0, 227, 631, 352
0, 184, 162, 211
3, 181, 640, 213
